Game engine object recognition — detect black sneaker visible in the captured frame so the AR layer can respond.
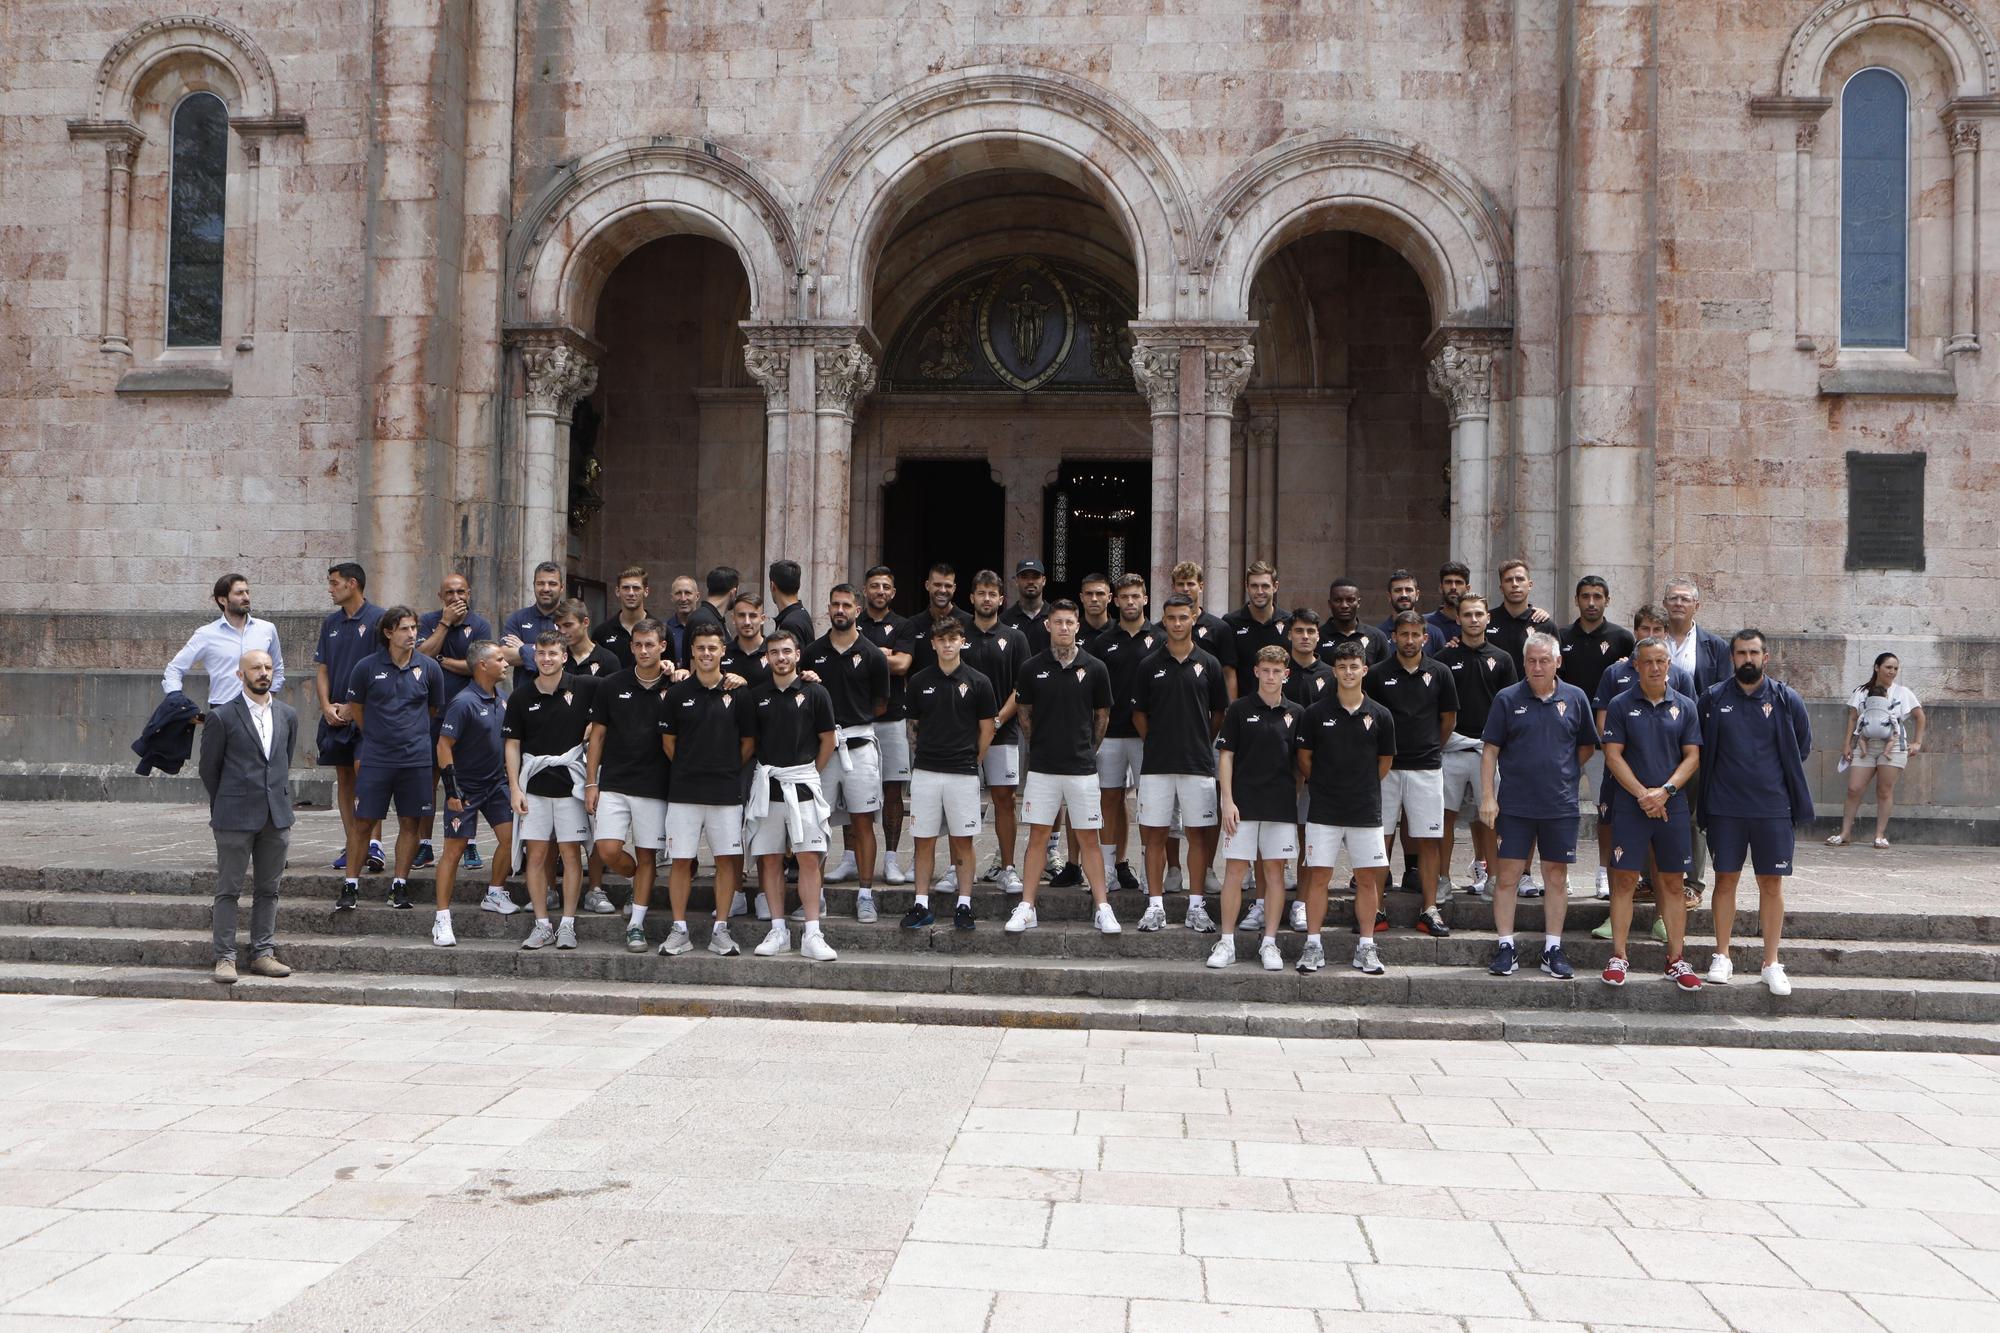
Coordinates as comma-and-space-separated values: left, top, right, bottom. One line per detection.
1398, 864, 1422, 894
1541, 943, 1575, 979
954, 902, 977, 931
1049, 863, 1084, 888
365, 840, 386, 874
387, 880, 413, 910
900, 903, 934, 930
335, 883, 359, 912
411, 842, 435, 871
1415, 906, 1450, 937
1489, 940, 1519, 975
1114, 862, 1140, 892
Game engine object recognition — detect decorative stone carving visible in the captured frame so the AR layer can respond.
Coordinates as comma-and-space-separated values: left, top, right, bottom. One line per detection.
1952, 119, 1982, 153
813, 343, 877, 416
1130, 343, 1179, 414
1204, 343, 1255, 414
521, 342, 598, 417
1426, 335, 1503, 421
743, 342, 790, 407
1797, 121, 1820, 151
1778, 1, 1999, 101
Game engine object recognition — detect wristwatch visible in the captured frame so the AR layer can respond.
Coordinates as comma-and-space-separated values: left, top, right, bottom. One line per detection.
1661, 782, 1679, 797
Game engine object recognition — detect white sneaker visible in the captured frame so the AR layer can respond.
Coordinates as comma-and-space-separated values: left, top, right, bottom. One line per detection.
754, 897, 774, 921
1094, 903, 1121, 935
1706, 954, 1734, 985
1760, 962, 1792, 997
480, 887, 520, 915
1205, 868, 1222, 894
977, 857, 1005, 883
729, 890, 750, 918
658, 924, 692, 956
801, 930, 838, 962
1283, 863, 1299, 892
1288, 899, 1308, 932
709, 924, 740, 956
934, 866, 958, 893
825, 851, 858, 884
1437, 874, 1455, 900
855, 892, 878, 924
883, 853, 910, 885
998, 866, 1025, 895
1241, 900, 1266, 931
1594, 866, 1611, 900
1470, 861, 1490, 896
755, 923, 790, 956
1519, 876, 1544, 899
1183, 898, 1215, 933
521, 920, 556, 950
1136, 902, 1167, 931
555, 920, 578, 950
1205, 937, 1236, 969
1163, 868, 1183, 894
1005, 903, 1037, 933
582, 886, 618, 914
431, 916, 457, 947
1352, 939, 1386, 975
1258, 937, 1284, 971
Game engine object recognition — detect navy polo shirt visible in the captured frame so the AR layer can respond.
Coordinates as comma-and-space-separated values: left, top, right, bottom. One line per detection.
346, 650, 445, 768
503, 604, 560, 668
417, 609, 494, 702
1593, 657, 1695, 714
437, 684, 506, 791
1599, 685, 1700, 818
1702, 678, 1793, 818
1480, 679, 1600, 819
315, 601, 384, 691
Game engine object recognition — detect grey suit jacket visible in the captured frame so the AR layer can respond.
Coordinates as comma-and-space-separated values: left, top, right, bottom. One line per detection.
198, 696, 298, 833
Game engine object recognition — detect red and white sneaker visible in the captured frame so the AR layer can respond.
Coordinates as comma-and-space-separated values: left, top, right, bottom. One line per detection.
1666, 957, 1704, 991
1601, 955, 1629, 987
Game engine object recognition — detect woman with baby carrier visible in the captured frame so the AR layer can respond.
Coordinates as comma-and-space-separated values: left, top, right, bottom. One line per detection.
1828, 653, 1926, 849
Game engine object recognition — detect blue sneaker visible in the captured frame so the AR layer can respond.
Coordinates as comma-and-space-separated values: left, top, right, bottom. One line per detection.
366, 840, 386, 874
1488, 940, 1518, 976
411, 842, 435, 871
1541, 943, 1574, 979
332, 849, 347, 871
463, 843, 485, 870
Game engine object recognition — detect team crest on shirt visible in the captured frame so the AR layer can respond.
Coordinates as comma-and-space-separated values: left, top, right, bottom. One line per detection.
562, 690, 574, 705
795, 693, 807, 708
1600, 641, 1611, 655
1555, 700, 1567, 717
851, 654, 862, 668
1486, 658, 1497, 672
721, 695, 733, 708
957, 681, 969, 698
1668, 705, 1681, 720
1361, 716, 1374, 731
1283, 714, 1294, 728
1613, 845, 1624, 861
1762, 702, 1774, 717
1421, 672, 1432, 686
1075, 668, 1087, 682
1315, 678, 1326, 692
356, 625, 366, 636
1143, 636, 1154, 649
1193, 663, 1204, 677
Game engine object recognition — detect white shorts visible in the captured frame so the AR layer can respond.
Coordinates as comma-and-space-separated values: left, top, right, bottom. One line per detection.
827, 739, 883, 815
665, 802, 744, 860
594, 791, 666, 850
911, 769, 981, 839
1441, 746, 1483, 813
874, 720, 912, 783
1096, 737, 1144, 790
1304, 823, 1390, 869
521, 793, 589, 844
1223, 819, 1297, 863
1021, 772, 1104, 830
748, 806, 830, 856
981, 743, 1021, 787
1138, 773, 1218, 829
1381, 768, 1445, 838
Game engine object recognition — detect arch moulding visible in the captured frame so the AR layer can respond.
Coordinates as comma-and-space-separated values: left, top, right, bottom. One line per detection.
89, 14, 282, 119
1196, 130, 1514, 331
508, 136, 801, 336
802, 66, 1199, 327
1776, 0, 1999, 100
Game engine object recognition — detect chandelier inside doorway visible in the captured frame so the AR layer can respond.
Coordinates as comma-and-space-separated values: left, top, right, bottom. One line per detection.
1045, 462, 1147, 591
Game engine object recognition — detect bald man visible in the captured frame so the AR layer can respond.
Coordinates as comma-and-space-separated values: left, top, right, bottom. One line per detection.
198, 651, 298, 985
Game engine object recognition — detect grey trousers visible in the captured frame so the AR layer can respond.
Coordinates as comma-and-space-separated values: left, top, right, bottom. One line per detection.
214, 823, 290, 962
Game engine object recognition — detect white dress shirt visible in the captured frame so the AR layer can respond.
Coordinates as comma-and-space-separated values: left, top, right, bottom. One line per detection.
244, 696, 274, 759
1665, 624, 1698, 680
164, 616, 286, 706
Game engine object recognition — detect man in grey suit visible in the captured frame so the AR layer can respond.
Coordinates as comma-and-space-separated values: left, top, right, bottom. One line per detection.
199, 649, 298, 984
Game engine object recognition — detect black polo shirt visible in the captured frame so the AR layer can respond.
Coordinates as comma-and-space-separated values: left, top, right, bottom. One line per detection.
773, 601, 815, 647
803, 632, 889, 728
966, 619, 1029, 746
1218, 694, 1304, 823
908, 663, 998, 776
566, 646, 622, 683
1191, 610, 1238, 681
860, 609, 909, 722
1001, 601, 1052, 656
1090, 620, 1163, 739
661, 676, 752, 804
749, 676, 835, 768
1559, 618, 1637, 702
1364, 654, 1459, 771
1223, 605, 1290, 661
680, 602, 730, 666
345, 650, 444, 768
590, 615, 648, 670
1317, 623, 1392, 668
894, 607, 976, 681
1297, 695, 1398, 827
589, 668, 674, 801
718, 638, 771, 691
1132, 644, 1228, 776
1015, 649, 1112, 776
316, 601, 385, 687
1436, 640, 1517, 740
502, 676, 594, 798
1281, 656, 1335, 710
1486, 603, 1541, 673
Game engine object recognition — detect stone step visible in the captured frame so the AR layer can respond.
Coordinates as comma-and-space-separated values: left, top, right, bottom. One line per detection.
4, 894, 1996, 981
5, 922, 1999, 1021
0, 959, 1994, 1054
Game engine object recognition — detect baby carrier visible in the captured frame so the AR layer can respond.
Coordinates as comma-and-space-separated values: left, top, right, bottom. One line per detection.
1853, 692, 1904, 746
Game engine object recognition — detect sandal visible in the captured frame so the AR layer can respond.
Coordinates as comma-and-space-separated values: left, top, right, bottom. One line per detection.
1825, 834, 1848, 846
1872, 837, 1891, 850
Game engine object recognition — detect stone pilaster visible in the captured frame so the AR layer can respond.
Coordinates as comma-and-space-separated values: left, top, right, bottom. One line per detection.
1130, 341, 1181, 598
1129, 322, 1256, 599
1426, 329, 1508, 585
66, 121, 145, 356
809, 341, 878, 613
512, 329, 600, 579
1202, 341, 1256, 599
1947, 116, 1982, 356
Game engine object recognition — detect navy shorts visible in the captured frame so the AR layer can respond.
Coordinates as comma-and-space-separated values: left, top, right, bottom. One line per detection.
442, 786, 512, 840
316, 719, 359, 768
1608, 805, 1692, 875
354, 763, 435, 821
1496, 813, 1580, 864
1706, 815, 1795, 877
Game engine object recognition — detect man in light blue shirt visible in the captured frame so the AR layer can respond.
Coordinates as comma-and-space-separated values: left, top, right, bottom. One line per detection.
164, 573, 285, 707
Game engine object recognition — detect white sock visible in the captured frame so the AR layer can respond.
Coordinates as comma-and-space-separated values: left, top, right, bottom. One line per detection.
435, 909, 450, 924
345, 878, 359, 890
560, 916, 575, 929
957, 893, 972, 908
857, 887, 874, 900
1498, 933, 1514, 947
630, 905, 647, 927
672, 919, 687, 931
802, 921, 822, 937
1545, 933, 1562, 952
1149, 894, 1164, 909
914, 893, 929, 908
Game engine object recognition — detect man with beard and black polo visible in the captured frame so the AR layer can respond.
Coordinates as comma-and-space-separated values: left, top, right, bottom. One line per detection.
1223, 561, 1289, 663
502, 561, 566, 671
1002, 558, 1052, 655
744, 631, 838, 960
1092, 573, 1159, 894
1377, 569, 1446, 657
1077, 572, 1114, 640
1131, 595, 1228, 934
806, 584, 891, 921
858, 565, 913, 885
720, 593, 772, 691
586, 619, 676, 954
1436, 593, 1516, 899
967, 570, 1030, 893
1558, 574, 1637, 900
1364, 612, 1458, 939
659, 623, 754, 958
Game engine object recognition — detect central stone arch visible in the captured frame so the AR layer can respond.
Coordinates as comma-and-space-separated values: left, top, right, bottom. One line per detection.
802, 66, 1198, 327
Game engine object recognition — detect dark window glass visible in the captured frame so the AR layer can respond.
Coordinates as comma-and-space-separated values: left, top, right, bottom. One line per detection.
167, 92, 227, 347
1841, 69, 1908, 349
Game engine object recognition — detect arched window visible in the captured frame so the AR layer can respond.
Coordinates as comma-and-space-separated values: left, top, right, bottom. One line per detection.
166, 91, 227, 347
1840, 68, 1909, 349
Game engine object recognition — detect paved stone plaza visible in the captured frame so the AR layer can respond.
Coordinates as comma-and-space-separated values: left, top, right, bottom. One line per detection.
1, 996, 1999, 1332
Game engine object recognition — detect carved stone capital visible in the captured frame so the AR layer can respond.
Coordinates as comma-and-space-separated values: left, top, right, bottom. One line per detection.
519, 341, 598, 417
1424, 330, 1508, 422
743, 342, 790, 409
1796, 121, 1819, 151
1203, 342, 1255, 414
813, 342, 876, 416
1130, 343, 1179, 414
67, 119, 145, 169
1951, 119, 1982, 153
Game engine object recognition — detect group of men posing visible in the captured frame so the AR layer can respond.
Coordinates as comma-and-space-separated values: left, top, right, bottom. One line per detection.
177, 553, 1814, 992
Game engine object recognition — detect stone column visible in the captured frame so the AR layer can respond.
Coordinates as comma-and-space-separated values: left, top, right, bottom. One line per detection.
1202, 343, 1255, 600
1426, 331, 1505, 584
1130, 343, 1180, 596
1949, 117, 1981, 356
809, 342, 877, 612
1246, 413, 1278, 566
68, 123, 145, 355
516, 336, 598, 577
744, 340, 792, 593
1794, 120, 1818, 348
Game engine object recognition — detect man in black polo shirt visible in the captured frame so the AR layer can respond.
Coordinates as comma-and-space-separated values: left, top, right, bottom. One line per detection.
679, 566, 737, 667
744, 631, 838, 961
1558, 574, 1637, 900
806, 584, 891, 921
1297, 642, 1398, 975
1172, 560, 1239, 699
586, 618, 676, 954
1276, 609, 1333, 919
342, 605, 444, 912
894, 563, 976, 890
1376, 569, 1446, 657
720, 593, 772, 690
968, 571, 1030, 892
1006, 601, 1117, 935
1207, 646, 1305, 971
859, 566, 913, 885
555, 599, 621, 683
591, 566, 652, 670
1319, 577, 1392, 669
1002, 558, 1052, 655
1437, 593, 1517, 899
660, 623, 754, 957
1077, 572, 1114, 641
315, 561, 384, 873
901, 617, 997, 931
1428, 561, 1471, 646
769, 559, 814, 646
1092, 573, 1158, 894
1487, 558, 1554, 672
1132, 594, 1228, 933
1224, 560, 1289, 663
502, 631, 593, 951
1364, 612, 1458, 938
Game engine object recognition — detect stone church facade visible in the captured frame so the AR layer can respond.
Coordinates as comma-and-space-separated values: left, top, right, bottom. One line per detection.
0, 2, 1993, 829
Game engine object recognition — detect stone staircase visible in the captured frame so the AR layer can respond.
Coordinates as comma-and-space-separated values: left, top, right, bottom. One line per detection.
1, 863, 1996, 1052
